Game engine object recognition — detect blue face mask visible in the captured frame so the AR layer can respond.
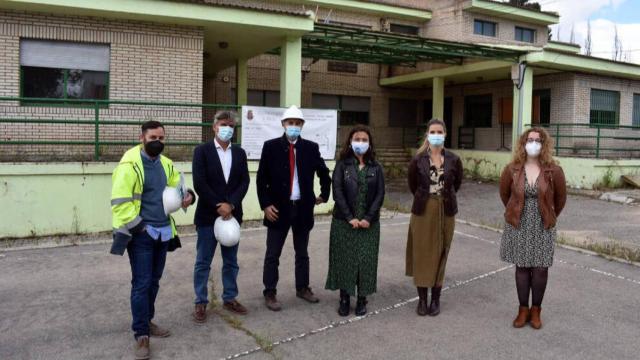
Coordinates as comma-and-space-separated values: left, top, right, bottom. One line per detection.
427, 134, 445, 147
217, 126, 234, 142
285, 126, 302, 139
351, 141, 370, 156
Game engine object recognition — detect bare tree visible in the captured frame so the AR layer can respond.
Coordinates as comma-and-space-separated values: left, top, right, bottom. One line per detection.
613, 24, 623, 61
585, 20, 592, 56
570, 24, 575, 44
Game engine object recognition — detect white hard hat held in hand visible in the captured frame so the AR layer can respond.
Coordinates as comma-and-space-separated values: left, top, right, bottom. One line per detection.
281, 105, 305, 122
162, 187, 183, 215
214, 216, 241, 247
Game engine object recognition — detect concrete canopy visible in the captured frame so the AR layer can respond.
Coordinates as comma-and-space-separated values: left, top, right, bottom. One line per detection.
0, 0, 315, 74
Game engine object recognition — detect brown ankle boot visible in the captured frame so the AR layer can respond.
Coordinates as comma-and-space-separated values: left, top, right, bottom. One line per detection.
416, 287, 428, 316
512, 306, 530, 328
530, 306, 542, 329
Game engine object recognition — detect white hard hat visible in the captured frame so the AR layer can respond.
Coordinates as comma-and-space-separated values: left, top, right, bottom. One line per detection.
214, 216, 241, 247
162, 187, 183, 215
281, 105, 305, 122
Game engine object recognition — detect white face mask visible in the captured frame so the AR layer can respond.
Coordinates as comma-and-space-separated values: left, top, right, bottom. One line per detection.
525, 142, 542, 157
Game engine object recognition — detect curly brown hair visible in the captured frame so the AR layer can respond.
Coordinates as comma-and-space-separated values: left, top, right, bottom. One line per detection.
511, 127, 557, 166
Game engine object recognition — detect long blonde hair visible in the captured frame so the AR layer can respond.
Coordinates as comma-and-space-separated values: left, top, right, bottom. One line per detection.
416, 119, 447, 155
512, 127, 557, 166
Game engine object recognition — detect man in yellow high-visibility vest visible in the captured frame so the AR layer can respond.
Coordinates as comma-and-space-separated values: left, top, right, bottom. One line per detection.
110, 120, 195, 360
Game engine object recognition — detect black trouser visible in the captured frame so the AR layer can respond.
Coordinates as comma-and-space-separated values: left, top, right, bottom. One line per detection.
263, 202, 310, 296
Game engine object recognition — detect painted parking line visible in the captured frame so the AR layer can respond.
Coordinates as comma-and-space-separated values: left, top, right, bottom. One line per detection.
221, 264, 514, 360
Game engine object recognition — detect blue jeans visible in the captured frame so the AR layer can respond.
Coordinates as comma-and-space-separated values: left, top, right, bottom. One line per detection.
127, 231, 169, 339
194, 225, 239, 304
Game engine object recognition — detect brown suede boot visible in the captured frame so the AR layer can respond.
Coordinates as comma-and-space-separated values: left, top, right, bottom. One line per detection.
512, 306, 530, 328
530, 306, 542, 329
134, 336, 150, 360
416, 287, 428, 316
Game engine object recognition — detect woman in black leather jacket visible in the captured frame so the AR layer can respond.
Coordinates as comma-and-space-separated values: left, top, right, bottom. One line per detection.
325, 125, 385, 317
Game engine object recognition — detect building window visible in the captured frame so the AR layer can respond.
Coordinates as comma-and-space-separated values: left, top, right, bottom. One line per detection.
464, 94, 493, 128
515, 27, 536, 43
633, 94, 640, 127
390, 23, 420, 35
312, 94, 370, 126
389, 98, 418, 127
474, 20, 496, 37
590, 89, 620, 127
247, 89, 280, 107
533, 89, 551, 125
20, 39, 110, 104
327, 61, 358, 74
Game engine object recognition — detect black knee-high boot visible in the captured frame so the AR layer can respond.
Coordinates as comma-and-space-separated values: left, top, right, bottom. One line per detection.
355, 296, 368, 316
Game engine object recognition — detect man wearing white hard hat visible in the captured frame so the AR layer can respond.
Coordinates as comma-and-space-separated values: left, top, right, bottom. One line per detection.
110, 120, 195, 360
257, 105, 331, 311
191, 111, 250, 323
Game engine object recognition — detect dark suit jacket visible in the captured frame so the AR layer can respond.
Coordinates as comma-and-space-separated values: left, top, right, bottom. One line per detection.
256, 135, 331, 231
192, 141, 250, 226
408, 149, 463, 217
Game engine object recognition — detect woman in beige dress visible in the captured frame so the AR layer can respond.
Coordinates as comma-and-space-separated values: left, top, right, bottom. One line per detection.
406, 118, 463, 316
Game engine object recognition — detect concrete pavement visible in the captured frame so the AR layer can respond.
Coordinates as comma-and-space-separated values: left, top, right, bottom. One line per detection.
1, 215, 639, 360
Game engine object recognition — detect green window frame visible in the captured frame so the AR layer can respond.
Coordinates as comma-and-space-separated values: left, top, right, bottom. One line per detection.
20, 67, 110, 107
633, 94, 640, 127
590, 89, 620, 128
474, 20, 496, 37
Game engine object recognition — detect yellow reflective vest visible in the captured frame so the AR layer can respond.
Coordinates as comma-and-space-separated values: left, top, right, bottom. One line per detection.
110, 144, 181, 255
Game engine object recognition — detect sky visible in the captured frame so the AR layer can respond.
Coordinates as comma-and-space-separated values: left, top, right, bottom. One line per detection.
539, 0, 640, 63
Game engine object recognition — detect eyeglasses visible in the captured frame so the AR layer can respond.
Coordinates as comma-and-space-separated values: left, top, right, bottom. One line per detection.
526, 138, 543, 144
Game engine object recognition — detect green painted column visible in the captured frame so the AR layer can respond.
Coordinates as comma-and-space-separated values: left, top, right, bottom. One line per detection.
236, 57, 248, 106
512, 65, 533, 148
279, 36, 302, 107
432, 76, 445, 121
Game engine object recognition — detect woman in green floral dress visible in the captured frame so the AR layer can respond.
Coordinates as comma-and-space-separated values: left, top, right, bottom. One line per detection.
326, 125, 385, 316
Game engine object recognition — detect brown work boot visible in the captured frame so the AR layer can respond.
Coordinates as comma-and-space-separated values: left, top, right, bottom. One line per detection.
265, 293, 282, 311
149, 321, 170, 338
223, 299, 249, 315
193, 303, 207, 324
512, 306, 530, 328
296, 287, 320, 303
530, 306, 542, 329
134, 335, 150, 360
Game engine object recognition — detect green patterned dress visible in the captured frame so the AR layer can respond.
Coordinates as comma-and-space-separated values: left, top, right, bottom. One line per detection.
325, 166, 381, 297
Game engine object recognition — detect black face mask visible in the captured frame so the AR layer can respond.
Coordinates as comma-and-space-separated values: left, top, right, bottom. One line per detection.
144, 140, 164, 157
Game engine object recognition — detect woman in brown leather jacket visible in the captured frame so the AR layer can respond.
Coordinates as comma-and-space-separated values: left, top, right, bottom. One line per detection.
499, 127, 567, 330
406, 119, 463, 317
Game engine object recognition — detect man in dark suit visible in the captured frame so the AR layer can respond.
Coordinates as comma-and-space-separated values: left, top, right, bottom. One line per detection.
257, 105, 332, 311
192, 111, 250, 323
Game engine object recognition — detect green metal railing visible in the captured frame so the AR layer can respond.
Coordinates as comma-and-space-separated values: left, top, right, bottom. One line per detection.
0, 97, 239, 161
532, 123, 640, 159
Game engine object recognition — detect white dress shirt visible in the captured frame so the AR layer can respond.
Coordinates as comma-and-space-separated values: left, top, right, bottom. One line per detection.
214, 138, 232, 184
289, 139, 301, 201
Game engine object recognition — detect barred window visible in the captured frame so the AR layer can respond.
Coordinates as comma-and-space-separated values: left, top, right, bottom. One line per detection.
590, 89, 620, 127
633, 94, 640, 127
20, 39, 110, 104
